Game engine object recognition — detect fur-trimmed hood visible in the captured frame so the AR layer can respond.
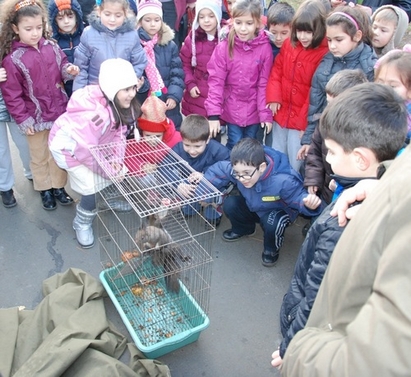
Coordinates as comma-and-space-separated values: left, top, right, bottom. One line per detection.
137, 22, 175, 45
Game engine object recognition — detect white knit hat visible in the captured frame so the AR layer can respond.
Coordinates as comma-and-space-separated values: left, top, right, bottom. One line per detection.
137, 0, 163, 23
191, 0, 222, 66
99, 58, 138, 101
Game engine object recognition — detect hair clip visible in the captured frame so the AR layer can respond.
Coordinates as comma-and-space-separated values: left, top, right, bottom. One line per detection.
95, 0, 102, 6
15, 0, 37, 12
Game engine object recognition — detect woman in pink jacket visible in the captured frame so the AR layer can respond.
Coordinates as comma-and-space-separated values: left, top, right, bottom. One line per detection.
205, 0, 273, 150
49, 58, 141, 249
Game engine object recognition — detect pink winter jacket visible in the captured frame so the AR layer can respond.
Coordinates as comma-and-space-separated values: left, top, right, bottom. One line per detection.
49, 85, 126, 177
205, 30, 273, 126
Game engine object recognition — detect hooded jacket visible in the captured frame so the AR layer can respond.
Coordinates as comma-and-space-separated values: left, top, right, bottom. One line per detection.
371, 5, 409, 57
302, 42, 377, 146
266, 37, 329, 132
73, 12, 147, 90
204, 146, 323, 221
205, 30, 274, 126
136, 23, 184, 129
282, 149, 411, 376
0, 38, 73, 133
48, 0, 84, 96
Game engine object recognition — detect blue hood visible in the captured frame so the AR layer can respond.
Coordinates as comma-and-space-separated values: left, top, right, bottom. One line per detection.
48, 0, 84, 38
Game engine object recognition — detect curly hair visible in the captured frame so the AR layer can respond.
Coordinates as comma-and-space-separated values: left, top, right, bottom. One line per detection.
0, 0, 49, 60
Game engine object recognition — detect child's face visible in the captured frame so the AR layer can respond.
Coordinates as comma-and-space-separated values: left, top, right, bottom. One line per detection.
231, 162, 264, 188
324, 138, 356, 177
375, 63, 411, 101
56, 12, 77, 34
12, 15, 43, 48
99, 2, 126, 30
227, 0, 236, 15
198, 8, 218, 35
371, 19, 396, 49
296, 30, 313, 48
140, 13, 162, 37
142, 131, 164, 147
326, 24, 361, 57
115, 86, 137, 108
269, 23, 291, 49
182, 139, 208, 158
233, 14, 259, 42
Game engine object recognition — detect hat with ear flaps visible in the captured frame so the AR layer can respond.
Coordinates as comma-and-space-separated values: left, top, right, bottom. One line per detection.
191, 0, 222, 66
99, 58, 138, 101
138, 95, 170, 132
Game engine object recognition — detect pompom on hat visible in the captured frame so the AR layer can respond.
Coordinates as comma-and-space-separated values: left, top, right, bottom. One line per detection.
191, 0, 222, 66
137, 0, 163, 23
99, 58, 138, 101
138, 95, 170, 132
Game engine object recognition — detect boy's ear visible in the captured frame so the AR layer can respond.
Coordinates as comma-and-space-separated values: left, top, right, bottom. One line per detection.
258, 161, 267, 172
353, 30, 363, 43
353, 147, 374, 171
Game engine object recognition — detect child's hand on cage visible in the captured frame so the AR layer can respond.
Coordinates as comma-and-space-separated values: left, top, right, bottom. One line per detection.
142, 163, 158, 174
177, 183, 197, 198
110, 162, 127, 180
188, 172, 203, 185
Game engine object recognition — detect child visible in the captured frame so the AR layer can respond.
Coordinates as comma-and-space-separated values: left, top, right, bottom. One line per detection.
0, 70, 32, 208
375, 48, 411, 144
199, 138, 323, 266
0, 0, 79, 210
371, 5, 408, 58
172, 114, 230, 225
180, 0, 224, 119
73, 0, 147, 91
205, 0, 273, 149
266, 0, 328, 173
304, 69, 367, 206
266, 1, 295, 60
48, 0, 84, 97
49, 58, 140, 248
271, 82, 408, 370
136, 0, 184, 130
298, 6, 377, 159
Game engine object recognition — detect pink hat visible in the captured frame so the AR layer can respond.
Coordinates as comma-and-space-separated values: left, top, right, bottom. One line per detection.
137, 0, 163, 22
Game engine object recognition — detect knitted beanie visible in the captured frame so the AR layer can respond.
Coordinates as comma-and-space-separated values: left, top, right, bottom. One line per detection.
138, 95, 170, 132
191, 0, 222, 66
99, 58, 138, 101
137, 0, 163, 23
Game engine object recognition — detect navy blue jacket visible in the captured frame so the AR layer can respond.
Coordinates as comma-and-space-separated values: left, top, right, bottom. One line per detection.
204, 146, 323, 221
137, 23, 185, 130
48, 0, 84, 97
172, 139, 230, 173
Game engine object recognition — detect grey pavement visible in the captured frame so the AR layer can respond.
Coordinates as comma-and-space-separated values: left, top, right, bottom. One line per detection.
0, 138, 309, 377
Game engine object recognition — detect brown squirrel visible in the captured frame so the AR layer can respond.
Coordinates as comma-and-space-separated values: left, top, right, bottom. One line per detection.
135, 225, 172, 251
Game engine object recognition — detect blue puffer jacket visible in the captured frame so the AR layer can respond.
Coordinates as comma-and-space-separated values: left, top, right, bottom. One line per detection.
302, 42, 377, 146
73, 12, 147, 90
137, 23, 185, 130
204, 146, 323, 221
48, 0, 84, 97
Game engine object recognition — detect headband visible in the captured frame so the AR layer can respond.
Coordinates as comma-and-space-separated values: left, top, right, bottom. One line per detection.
332, 11, 359, 30
15, 0, 37, 11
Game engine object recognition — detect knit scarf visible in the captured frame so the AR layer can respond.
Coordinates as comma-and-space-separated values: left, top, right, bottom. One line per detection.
141, 34, 166, 97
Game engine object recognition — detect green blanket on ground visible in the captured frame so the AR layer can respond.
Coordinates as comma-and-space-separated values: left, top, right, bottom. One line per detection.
0, 268, 171, 377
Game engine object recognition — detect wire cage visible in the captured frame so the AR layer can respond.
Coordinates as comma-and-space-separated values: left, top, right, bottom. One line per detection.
89, 137, 221, 358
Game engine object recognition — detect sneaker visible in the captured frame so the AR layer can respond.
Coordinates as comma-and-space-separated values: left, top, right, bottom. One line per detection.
222, 229, 256, 242
262, 250, 279, 267
1, 189, 17, 208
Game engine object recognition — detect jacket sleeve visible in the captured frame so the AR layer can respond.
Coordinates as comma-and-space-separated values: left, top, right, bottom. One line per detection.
73, 29, 92, 91
265, 45, 284, 104
203, 161, 235, 190
304, 126, 325, 190
130, 32, 148, 78
180, 34, 197, 92
165, 42, 185, 103
257, 43, 274, 123
280, 219, 344, 358
204, 43, 228, 118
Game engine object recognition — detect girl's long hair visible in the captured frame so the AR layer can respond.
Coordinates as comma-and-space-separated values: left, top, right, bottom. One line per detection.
105, 94, 142, 130
0, 0, 49, 60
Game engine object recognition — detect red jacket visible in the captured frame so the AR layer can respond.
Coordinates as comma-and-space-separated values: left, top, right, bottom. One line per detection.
266, 38, 328, 132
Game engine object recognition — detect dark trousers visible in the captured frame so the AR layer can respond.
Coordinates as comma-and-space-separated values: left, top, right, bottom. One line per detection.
223, 194, 291, 253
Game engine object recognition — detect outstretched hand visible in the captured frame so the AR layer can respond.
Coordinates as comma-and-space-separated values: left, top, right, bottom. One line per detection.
66, 64, 80, 76
303, 193, 321, 210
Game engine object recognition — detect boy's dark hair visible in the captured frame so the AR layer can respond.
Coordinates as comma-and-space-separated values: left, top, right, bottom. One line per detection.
290, 0, 326, 49
230, 138, 266, 167
57, 9, 75, 17
267, 2, 295, 27
325, 69, 368, 97
320, 83, 407, 162
180, 115, 210, 142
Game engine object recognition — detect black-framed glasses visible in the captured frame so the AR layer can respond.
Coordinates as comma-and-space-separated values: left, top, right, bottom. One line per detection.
230, 167, 258, 180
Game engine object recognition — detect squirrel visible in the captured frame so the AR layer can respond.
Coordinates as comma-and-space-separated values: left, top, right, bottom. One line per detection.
135, 225, 172, 251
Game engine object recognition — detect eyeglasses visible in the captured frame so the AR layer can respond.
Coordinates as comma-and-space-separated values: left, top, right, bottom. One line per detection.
230, 167, 258, 181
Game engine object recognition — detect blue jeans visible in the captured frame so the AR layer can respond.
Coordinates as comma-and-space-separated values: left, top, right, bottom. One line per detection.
226, 123, 259, 150
223, 194, 291, 253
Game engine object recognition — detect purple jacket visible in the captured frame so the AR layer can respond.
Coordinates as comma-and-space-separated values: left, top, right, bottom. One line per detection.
180, 28, 219, 117
0, 38, 72, 133
205, 30, 273, 126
